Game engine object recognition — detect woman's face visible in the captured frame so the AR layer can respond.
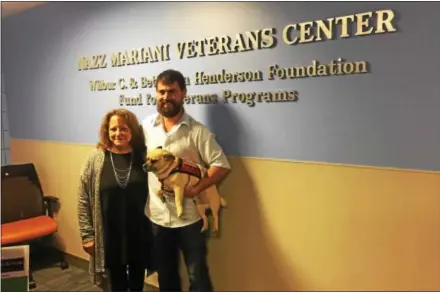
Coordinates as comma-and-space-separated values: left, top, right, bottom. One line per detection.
108, 115, 132, 149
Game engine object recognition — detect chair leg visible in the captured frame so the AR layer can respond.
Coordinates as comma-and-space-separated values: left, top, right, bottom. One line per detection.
29, 269, 37, 290
60, 259, 69, 270
28, 249, 37, 290
58, 249, 69, 270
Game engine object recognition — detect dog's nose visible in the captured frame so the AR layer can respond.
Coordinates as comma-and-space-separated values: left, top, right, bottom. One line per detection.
142, 163, 148, 172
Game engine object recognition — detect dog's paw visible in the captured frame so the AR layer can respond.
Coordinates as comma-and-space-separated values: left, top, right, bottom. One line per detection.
200, 218, 209, 233
176, 206, 184, 218
220, 197, 227, 208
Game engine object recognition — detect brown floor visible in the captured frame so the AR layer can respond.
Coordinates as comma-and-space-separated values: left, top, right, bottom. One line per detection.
32, 264, 102, 291
28, 245, 157, 292
31, 263, 158, 291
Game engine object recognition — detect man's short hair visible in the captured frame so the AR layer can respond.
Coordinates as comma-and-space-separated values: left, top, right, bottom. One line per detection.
156, 69, 186, 90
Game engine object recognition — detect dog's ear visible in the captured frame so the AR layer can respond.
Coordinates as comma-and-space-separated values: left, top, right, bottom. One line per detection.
156, 146, 163, 149
163, 153, 175, 161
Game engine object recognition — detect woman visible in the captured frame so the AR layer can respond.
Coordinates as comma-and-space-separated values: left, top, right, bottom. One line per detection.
77, 109, 153, 291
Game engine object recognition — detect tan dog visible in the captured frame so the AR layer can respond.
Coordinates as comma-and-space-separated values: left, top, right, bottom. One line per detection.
143, 147, 227, 234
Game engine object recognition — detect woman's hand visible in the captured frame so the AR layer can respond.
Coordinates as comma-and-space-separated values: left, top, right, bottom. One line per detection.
82, 240, 95, 256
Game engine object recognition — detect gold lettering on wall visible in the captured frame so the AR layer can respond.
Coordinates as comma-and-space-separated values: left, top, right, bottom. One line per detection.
119, 93, 157, 106
176, 28, 276, 59
282, 9, 397, 45
223, 90, 299, 107
140, 76, 191, 88
119, 94, 143, 106
78, 54, 108, 71
184, 94, 219, 105
77, 9, 398, 71
89, 80, 117, 91
78, 45, 171, 71
375, 9, 398, 34
117, 90, 299, 108
111, 44, 171, 67
77, 8, 399, 109
267, 58, 369, 80
194, 70, 264, 85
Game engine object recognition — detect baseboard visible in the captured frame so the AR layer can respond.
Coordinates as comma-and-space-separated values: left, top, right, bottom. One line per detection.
62, 252, 89, 271
62, 252, 159, 290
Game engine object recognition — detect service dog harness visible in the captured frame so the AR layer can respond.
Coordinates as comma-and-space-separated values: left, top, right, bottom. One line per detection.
160, 158, 202, 193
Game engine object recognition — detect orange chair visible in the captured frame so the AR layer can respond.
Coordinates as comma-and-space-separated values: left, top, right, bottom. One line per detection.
1, 163, 69, 289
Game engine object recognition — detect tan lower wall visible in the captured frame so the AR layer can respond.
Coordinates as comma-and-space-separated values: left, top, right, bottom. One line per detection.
10, 138, 440, 291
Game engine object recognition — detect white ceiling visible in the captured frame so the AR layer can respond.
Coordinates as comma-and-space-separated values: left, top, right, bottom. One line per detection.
1, 1, 47, 18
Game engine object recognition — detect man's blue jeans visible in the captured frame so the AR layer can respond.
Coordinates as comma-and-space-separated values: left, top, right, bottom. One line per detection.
151, 219, 213, 292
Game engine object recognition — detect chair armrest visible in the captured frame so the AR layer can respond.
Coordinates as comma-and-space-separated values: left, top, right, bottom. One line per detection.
43, 196, 59, 217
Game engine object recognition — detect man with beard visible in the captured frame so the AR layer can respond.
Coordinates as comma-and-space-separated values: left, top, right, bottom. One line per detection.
142, 69, 231, 292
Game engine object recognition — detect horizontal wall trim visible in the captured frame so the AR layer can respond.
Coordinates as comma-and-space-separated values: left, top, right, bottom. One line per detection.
11, 138, 440, 175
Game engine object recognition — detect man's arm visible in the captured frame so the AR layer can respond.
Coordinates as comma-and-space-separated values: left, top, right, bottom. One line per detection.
184, 129, 231, 198
186, 166, 231, 197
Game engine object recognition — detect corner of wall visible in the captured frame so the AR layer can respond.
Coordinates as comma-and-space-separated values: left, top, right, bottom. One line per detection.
1, 70, 12, 165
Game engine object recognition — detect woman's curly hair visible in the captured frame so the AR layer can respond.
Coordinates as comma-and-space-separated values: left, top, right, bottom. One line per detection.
97, 108, 146, 152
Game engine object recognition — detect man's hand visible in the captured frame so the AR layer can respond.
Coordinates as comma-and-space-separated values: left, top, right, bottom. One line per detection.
82, 240, 95, 256
184, 184, 202, 198
184, 166, 230, 198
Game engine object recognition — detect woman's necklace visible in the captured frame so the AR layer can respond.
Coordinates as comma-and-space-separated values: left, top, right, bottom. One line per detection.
110, 151, 133, 189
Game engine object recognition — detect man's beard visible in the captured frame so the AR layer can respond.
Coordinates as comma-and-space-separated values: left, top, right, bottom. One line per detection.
158, 100, 182, 118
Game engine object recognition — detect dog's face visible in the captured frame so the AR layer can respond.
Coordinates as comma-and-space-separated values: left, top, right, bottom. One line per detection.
143, 147, 176, 173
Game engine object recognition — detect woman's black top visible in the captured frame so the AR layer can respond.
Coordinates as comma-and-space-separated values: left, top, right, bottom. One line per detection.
99, 149, 150, 268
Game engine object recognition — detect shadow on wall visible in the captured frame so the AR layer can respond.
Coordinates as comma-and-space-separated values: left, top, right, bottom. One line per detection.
192, 103, 304, 291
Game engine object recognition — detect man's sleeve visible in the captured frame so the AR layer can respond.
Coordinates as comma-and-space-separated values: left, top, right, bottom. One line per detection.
198, 128, 231, 170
